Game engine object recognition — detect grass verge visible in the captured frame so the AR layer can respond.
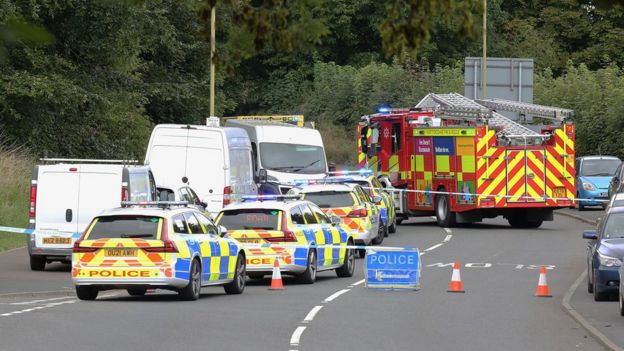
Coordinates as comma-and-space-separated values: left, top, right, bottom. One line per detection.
0, 140, 32, 252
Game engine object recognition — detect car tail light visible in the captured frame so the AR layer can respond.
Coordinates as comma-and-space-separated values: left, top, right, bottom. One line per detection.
348, 207, 367, 218
121, 187, 129, 202
144, 219, 178, 253
265, 231, 296, 242
28, 184, 37, 218
223, 186, 231, 206
73, 240, 97, 253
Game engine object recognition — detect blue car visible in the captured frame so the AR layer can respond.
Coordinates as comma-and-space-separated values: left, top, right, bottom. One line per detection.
584, 207, 624, 301
576, 156, 621, 210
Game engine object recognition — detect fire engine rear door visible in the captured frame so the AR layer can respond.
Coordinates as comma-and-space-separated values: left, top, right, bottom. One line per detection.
506, 150, 546, 203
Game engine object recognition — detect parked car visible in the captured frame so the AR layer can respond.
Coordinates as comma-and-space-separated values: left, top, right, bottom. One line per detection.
576, 156, 620, 210
144, 119, 257, 217
28, 159, 157, 271
157, 185, 207, 213
606, 193, 624, 212
609, 161, 624, 199
583, 206, 624, 301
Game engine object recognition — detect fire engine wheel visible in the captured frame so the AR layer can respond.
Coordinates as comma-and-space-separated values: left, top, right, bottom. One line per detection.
435, 193, 456, 228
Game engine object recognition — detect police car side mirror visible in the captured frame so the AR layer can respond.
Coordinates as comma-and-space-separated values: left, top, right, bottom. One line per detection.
582, 230, 597, 240
331, 216, 341, 225
258, 169, 268, 184
218, 225, 228, 237
373, 196, 382, 205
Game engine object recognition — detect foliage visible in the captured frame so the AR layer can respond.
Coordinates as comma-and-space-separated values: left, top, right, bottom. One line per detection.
0, 136, 31, 251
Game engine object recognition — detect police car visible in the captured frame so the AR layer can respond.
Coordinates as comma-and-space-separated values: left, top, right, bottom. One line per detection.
325, 171, 397, 234
72, 202, 246, 301
291, 183, 383, 256
214, 195, 355, 283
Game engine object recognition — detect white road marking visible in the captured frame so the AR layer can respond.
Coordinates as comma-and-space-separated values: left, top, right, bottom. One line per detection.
351, 279, 365, 286
443, 234, 452, 242
290, 326, 306, 345
303, 305, 323, 323
323, 289, 351, 303
424, 243, 443, 252
443, 228, 452, 234
11, 296, 74, 305
1, 299, 76, 318
426, 262, 557, 270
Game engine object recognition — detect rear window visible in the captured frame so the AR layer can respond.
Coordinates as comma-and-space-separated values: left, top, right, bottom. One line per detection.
303, 191, 355, 208
87, 216, 161, 240
217, 209, 281, 230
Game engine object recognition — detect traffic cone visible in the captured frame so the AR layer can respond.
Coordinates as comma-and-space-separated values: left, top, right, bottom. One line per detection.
535, 265, 552, 297
269, 256, 284, 290
447, 261, 465, 293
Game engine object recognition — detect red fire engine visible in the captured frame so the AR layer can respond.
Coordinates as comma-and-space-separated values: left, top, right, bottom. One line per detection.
356, 93, 575, 228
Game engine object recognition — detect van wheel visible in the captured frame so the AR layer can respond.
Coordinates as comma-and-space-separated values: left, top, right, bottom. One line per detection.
179, 259, 201, 301
224, 253, 246, 295
336, 241, 355, 278
30, 256, 46, 271
435, 193, 456, 228
76, 286, 98, 301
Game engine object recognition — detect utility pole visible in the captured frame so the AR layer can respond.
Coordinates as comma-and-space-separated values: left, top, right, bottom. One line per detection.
481, 0, 487, 98
209, 4, 216, 117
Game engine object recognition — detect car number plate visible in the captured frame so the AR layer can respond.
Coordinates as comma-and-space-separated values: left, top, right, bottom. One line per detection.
553, 188, 566, 199
105, 249, 137, 257
600, 192, 607, 197
238, 239, 264, 244
42, 237, 71, 244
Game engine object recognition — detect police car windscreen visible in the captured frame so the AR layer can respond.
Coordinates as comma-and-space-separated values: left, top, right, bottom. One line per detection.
87, 216, 161, 240
218, 210, 281, 230
304, 191, 354, 208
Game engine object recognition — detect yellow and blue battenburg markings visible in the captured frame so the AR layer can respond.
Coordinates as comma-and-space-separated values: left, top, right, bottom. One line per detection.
173, 236, 240, 282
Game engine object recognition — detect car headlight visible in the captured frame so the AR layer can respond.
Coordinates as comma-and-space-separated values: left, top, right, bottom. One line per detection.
583, 182, 596, 191
598, 252, 622, 267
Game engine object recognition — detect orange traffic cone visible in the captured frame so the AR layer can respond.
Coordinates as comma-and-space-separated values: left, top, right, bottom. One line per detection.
269, 256, 284, 290
447, 261, 465, 293
535, 265, 552, 297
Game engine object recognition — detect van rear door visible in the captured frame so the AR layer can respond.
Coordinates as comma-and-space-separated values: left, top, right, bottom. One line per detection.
77, 165, 123, 230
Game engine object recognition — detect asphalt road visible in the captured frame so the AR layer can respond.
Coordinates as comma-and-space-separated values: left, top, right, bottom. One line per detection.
0, 216, 610, 351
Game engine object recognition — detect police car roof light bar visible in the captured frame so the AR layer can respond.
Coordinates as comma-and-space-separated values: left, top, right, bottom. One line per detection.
327, 169, 373, 177
121, 201, 189, 209
241, 194, 302, 202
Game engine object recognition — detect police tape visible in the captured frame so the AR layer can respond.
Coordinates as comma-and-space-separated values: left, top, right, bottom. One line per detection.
0, 226, 81, 238
358, 186, 609, 203
239, 243, 417, 251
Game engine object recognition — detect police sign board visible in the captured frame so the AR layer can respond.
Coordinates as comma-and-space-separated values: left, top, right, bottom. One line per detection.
365, 248, 420, 290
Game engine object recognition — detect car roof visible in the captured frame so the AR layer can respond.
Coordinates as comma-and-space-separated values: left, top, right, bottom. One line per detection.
578, 156, 620, 161
221, 200, 310, 211
298, 184, 355, 193
96, 206, 195, 217
607, 206, 624, 215
613, 193, 624, 201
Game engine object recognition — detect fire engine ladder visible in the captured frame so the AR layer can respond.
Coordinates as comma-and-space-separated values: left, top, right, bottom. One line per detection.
474, 98, 574, 122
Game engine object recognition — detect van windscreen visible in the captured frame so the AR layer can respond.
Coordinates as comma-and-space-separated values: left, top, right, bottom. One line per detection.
260, 143, 326, 174
218, 210, 281, 230
304, 191, 355, 208
87, 216, 161, 240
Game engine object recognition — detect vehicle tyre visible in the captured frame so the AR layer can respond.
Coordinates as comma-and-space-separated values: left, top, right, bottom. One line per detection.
76, 286, 98, 301
179, 259, 201, 301
127, 288, 147, 296
224, 253, 246, 295
587, 269, 594, 293
298, 250, 317, 284
336, 241, 355, 278
593, 270, 608, 301
435, 193, 456, 228
248, 273, 264, 280
620, 292, 624, 316
30, 256, 46, 271
357, 249, 366, 258
396, 218, 404, 225
578, 194, 585, 211
524, 220, 543, 229
372, 222, 385, 245
388, 214, 397, 233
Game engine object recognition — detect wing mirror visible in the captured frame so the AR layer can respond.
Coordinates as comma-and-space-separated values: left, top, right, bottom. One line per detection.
218, 225, 228, 237
258, 169, 268, 184
582, 230, 597, 240
331, 215, 341, 225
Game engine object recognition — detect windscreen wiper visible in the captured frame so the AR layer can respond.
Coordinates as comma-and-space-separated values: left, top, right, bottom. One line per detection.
292, 160, 321, 173
120, 234, 153, 238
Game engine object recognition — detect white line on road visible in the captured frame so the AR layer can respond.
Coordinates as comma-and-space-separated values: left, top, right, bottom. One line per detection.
424, 243, 443, 252
290, 326, 306, 345
443, 234, 452, 242
303, 305, 323, 323
443, 228, 452, 234
351, 279, 365, 286
11, 296, 75, 305
1, 299, 76, 317
323, 289, 351, 303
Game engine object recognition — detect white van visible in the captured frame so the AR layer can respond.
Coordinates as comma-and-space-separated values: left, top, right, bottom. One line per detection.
224, 119, 328, 194
28, 159, 157, 271
144, 121, 257, 217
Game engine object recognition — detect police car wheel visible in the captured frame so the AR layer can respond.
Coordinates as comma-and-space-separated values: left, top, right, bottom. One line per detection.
30, 256, 46, 271
127, 288, 147, 296
76, 286, 98, 301
357, 249, 366, 258
336, 241, 355, 278
298, 250, 317, 284
372, 223, 385, 245
224, 253, 246, 295
389, 217, 397, 233
179, 259, 201, 301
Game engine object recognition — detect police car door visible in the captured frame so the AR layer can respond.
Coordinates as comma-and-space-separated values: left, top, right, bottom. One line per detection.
310, 202, 341, 267
195, 212, 234, 281
300, 204, 331, 268
182, 212, 213, 282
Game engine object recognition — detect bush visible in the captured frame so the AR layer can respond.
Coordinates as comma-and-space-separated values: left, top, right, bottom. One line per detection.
0, 137, 32, 251
318, 122, 356, 166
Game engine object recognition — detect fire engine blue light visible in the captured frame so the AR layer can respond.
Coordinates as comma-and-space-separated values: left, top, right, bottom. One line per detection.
378, 107, 390, 113
242, 195, 277, 201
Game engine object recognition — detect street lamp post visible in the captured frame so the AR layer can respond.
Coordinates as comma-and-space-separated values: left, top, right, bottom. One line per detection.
210, 5, 216, 117
482, 0, 487, 99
